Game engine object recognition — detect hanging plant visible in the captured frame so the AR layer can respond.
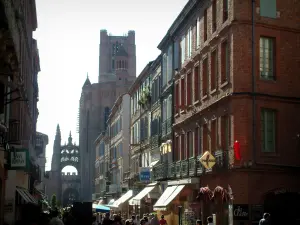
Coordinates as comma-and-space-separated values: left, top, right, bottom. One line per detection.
138, 87, 151, 107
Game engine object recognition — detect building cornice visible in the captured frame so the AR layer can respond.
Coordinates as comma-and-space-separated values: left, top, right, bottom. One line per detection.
157, 0, 198, 50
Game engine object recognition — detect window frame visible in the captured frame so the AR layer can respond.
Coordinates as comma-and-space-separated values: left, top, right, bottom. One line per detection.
259, 36, 275, 80
261, 108, 277, 153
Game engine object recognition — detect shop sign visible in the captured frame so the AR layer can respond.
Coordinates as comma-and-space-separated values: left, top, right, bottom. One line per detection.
233, 204, 249, 220
8, 148, 29, 170
139, 167, 150, 182
200, 151, 216, 169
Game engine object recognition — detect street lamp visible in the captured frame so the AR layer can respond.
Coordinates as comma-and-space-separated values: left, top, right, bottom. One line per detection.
178, 205, 182, 225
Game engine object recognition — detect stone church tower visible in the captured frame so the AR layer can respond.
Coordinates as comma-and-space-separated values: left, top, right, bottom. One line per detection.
78, 30, 136, 201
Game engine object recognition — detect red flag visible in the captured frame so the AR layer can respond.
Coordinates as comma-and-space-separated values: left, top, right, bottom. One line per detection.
234, 140, 241, 160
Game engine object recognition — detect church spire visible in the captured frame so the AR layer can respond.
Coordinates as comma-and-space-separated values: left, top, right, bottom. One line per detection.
83, 72, 91, 88
68, 131, 72, 144
56, 124, 61, 138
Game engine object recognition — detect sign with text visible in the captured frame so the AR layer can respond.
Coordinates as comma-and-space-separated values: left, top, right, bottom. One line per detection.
8, 148, 29, 170
139, 167, 150, 182
233, 204, 249, 220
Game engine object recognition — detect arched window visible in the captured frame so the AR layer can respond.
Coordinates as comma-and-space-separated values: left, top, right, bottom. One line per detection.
104, 107, 110, 129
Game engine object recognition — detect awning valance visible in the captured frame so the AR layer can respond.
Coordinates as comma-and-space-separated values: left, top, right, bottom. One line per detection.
111, 190, 133, 209
153, 185, 185, 211
16, 187, 38, 204
129, 183, 157, 205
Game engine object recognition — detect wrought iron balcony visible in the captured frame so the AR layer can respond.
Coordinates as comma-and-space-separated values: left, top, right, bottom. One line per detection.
152, 162, 168, 180
152, 150, 229, 181
151, 135, 159, 149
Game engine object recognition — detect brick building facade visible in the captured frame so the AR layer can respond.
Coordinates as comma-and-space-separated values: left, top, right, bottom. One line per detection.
152, 0, 300, 225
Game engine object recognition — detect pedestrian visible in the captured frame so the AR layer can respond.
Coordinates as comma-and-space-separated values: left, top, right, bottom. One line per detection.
150, 214, 159, 225
159, 215, 167, 225
196, 220, 202, 225
206, 216, 213, 225
259, 213, 271, 225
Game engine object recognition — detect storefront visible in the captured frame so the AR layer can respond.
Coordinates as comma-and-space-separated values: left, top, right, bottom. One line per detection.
129, 182, 160, 217
110, 190, 133, 218
153, 178, 200, 225
198, 170, 300, 225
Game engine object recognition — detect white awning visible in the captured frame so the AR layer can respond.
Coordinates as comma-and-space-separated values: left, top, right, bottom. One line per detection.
16, 187, 38, 204
129, 183, 157, 205
153, 185, 185, 211
153, 186, 177, 210
111, 190, 133, 209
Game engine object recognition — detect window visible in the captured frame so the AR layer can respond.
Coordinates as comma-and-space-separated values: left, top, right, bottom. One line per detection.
167, 95, 172, 120
175, 136, 180, 161
181, 134, 185, 160
186, 72, 192, 106
181, 36, 186, 65
223, 0, 228, 22
260, 0, 277, 18
194, 66, 200, 102
221, 40, 229, 83
221, 115, 230, 149
167, 44, 173, 83
162, 53, 167, 87
195, 126, 202, 156
211, 50, 217, 90
187, 28, 192, 58
175, 83, 179, 114
196, 18, 200, 48
112, 59, 115, 70
202, 58, 208, 96
187, 131, 194, 158
180, 78, 185, 109
212, 0, 217, 32
104, 107, 110, 129
261, 109, 276, 152
203, 124, 208, 152
204, 9, 208, 41
260, 37, 275, 80
162, 99, 167, 122
211, 120, 217, 152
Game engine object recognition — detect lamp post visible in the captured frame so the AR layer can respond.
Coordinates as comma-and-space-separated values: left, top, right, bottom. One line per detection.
178, 205, 182, 225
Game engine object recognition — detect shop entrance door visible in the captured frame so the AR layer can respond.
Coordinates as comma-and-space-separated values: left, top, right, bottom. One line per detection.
264, 191, 300, 225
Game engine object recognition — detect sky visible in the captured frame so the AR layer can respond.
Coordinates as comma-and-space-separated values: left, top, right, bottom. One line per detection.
34, 0, 188, 172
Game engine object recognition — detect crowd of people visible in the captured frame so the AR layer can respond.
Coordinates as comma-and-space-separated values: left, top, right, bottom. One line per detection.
94, 212, 163, 225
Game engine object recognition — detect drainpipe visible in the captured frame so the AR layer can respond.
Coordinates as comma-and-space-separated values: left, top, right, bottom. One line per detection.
171, 39, 175, 164
251, 0, 256, 166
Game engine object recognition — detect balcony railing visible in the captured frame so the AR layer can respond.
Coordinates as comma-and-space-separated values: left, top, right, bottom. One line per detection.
151, 135, 159, 149
152, 150, 229, 181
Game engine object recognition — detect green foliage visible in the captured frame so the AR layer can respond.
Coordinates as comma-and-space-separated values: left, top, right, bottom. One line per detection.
51, 194, 57, 209
138, 87, 151, 106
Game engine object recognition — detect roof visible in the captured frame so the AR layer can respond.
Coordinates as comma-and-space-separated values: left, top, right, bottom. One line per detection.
128, 61, 154, 94
82, 74, 91, 88
157, 0, 198, 50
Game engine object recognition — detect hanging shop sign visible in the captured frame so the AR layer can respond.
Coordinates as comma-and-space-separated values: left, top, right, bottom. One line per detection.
233, 204, 249, 220
139, 167, 150, 182
7, 148, 29, 170
199, 151, 216, 169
